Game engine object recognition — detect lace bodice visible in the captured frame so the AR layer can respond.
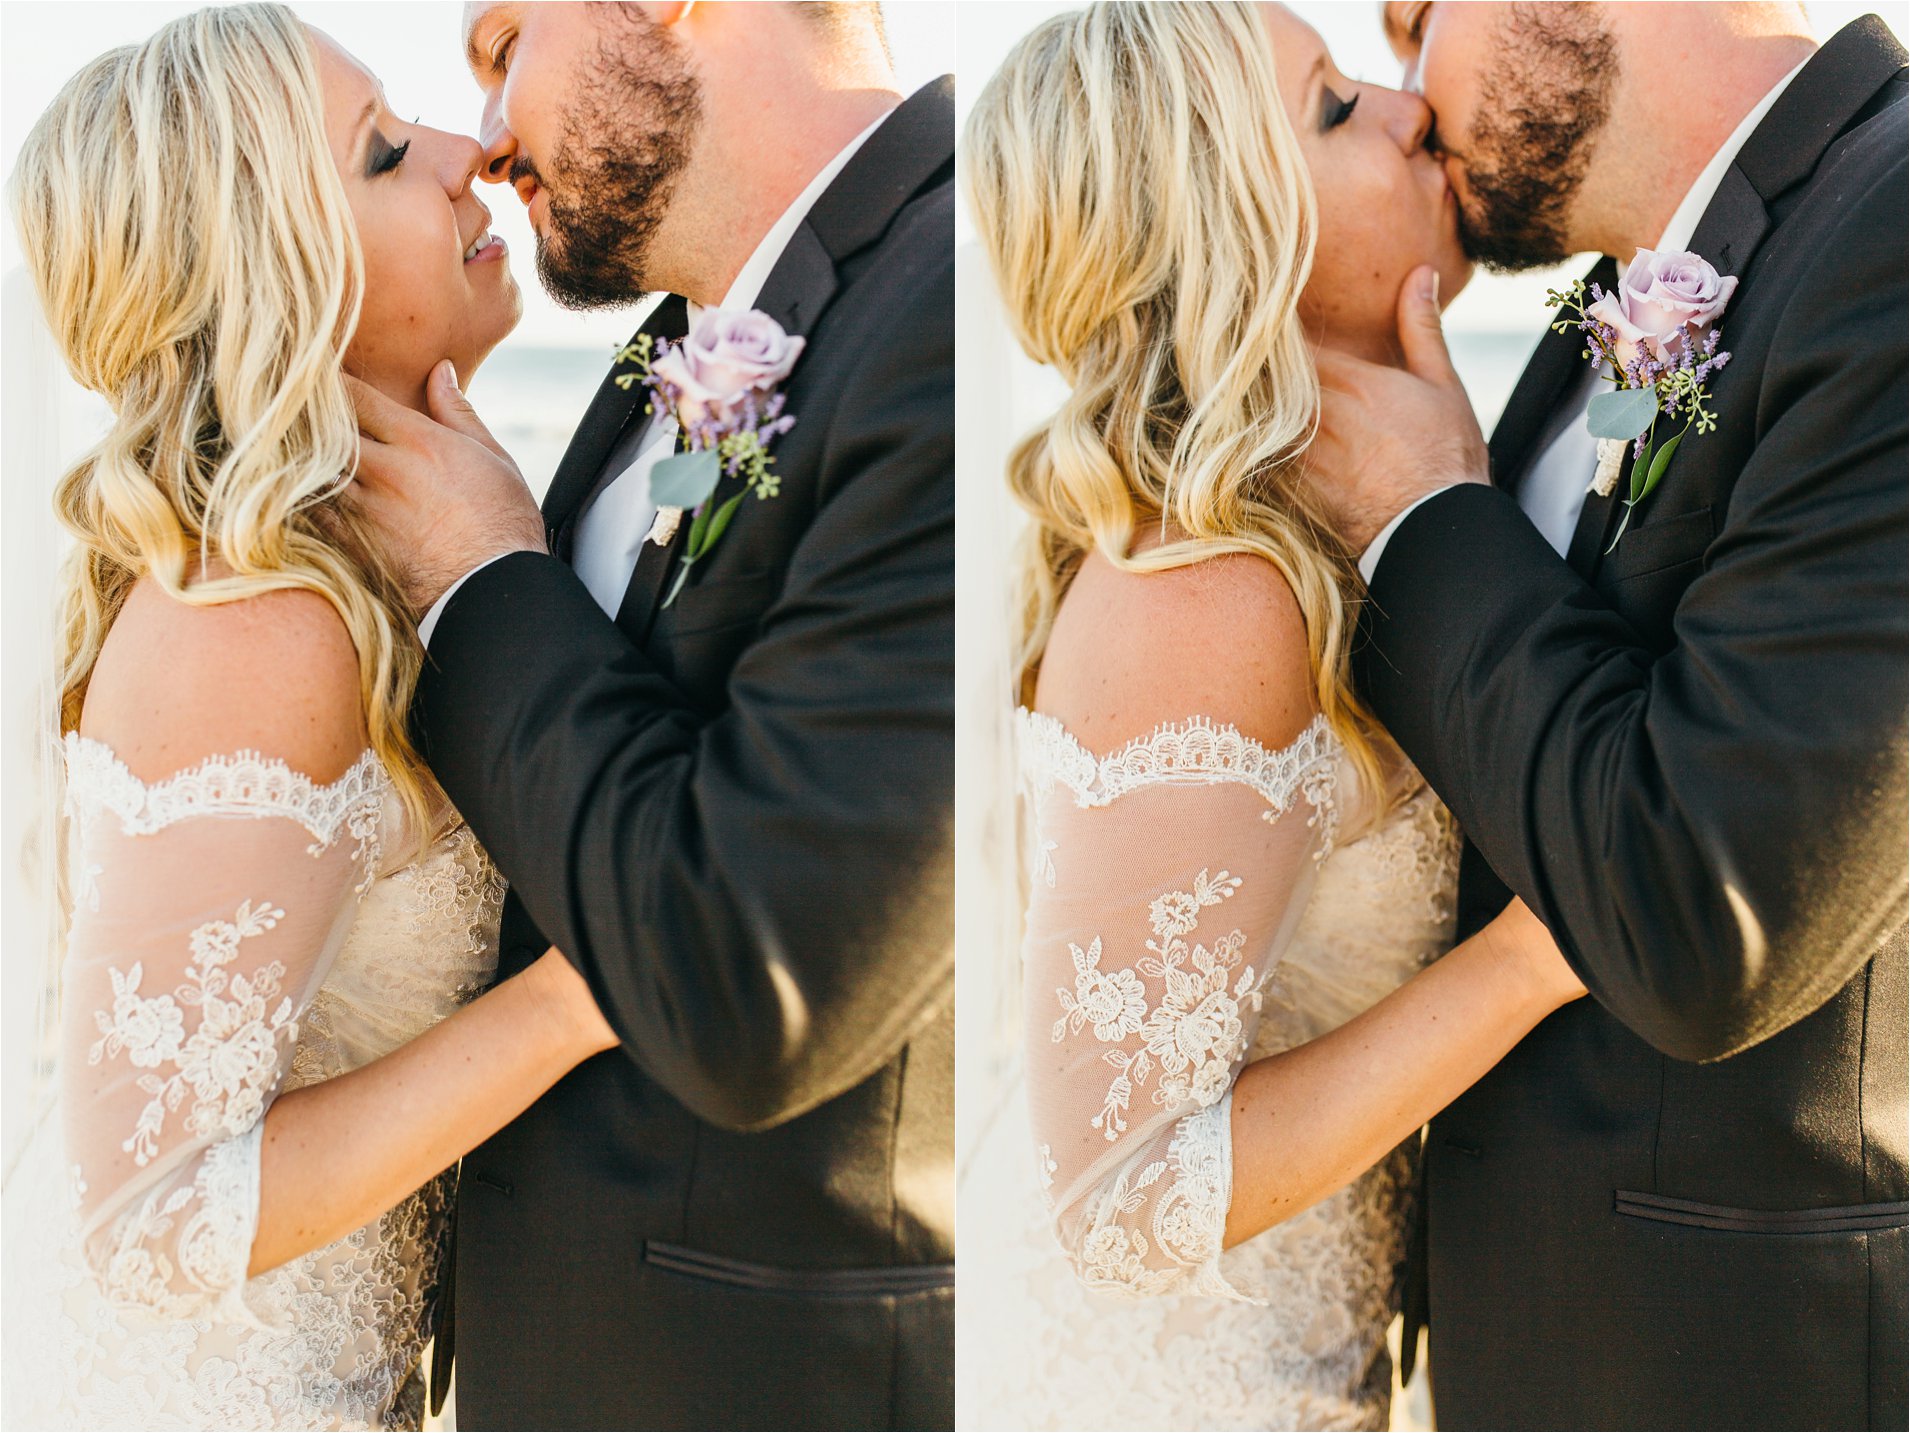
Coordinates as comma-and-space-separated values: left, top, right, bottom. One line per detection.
3, 738, 503, 1431
959, 710, 1460, 1430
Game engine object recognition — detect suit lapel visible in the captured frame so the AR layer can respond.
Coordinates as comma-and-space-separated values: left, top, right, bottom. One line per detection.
542, 295, 690, 560
612, 76, 956, 642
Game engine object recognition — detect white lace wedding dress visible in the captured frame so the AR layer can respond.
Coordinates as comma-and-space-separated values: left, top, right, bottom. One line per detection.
2, 737, 504, 1431
960, 711, 1460, 1431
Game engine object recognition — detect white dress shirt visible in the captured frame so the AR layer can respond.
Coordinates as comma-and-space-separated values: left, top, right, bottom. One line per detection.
420, 105, 895, 642
1357, 55, 1810, 580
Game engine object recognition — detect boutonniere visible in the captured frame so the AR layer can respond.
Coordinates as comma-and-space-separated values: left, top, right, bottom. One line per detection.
614, 307, 804, 607
1546, 248, 1734, 552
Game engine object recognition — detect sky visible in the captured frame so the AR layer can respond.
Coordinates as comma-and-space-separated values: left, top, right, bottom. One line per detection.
0, 1, 958, 348
958, 1, 1908, 333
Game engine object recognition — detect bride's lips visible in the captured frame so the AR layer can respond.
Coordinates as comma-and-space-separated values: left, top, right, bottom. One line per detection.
460, 206, 506, 266
463, 232, 507, 265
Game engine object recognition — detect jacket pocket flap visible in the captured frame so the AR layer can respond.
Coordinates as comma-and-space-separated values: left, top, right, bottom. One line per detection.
643, 1240, 954, 1297
1615, 1189, 1908, 1234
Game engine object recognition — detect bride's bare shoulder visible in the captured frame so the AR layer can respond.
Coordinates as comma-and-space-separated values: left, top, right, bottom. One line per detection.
82, 575, 369, 785
1036, 546, 1317, 754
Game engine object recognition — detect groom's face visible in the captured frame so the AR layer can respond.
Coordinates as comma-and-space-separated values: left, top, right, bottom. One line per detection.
1384, 2, 1618, 271
463, 2, 703, 310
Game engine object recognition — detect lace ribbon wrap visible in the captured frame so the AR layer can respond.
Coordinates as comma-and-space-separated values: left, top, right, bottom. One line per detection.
1018, 712, 1342, 1303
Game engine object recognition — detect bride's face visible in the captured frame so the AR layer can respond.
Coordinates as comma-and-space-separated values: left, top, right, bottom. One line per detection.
310, 30, 521, 401
1259, 6, 1471, 355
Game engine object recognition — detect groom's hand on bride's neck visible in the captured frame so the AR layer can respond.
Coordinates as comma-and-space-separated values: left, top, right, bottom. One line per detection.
1306, 264, 1488, 554
345, 360, 547, 616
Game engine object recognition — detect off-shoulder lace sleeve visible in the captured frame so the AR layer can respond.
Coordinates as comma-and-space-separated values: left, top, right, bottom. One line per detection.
1018, 713, 1340, 1302
57, 737, 390, 1324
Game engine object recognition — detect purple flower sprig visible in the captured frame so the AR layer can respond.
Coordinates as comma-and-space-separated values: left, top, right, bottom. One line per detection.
1547, 277, 1732, 437
1545, 275, 1734, 552
614, 334, 796, 501
611, 325, 801, 608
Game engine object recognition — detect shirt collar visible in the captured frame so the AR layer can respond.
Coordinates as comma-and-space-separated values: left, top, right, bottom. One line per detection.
1654, 54, 1811, 253
685, 106, 896, 323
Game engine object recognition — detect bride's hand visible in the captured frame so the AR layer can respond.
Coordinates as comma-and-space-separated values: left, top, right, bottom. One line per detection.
1484, 897, 1590, 1012
525, 947, 621, 1057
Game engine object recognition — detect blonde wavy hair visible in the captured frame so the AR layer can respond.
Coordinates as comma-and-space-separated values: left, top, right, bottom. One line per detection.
963, 0, 1395, 801
10, 2, 439, 844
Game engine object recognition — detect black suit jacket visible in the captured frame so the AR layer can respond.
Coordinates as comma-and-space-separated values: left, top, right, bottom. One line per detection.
1359, 22, 1907, 1431
415, 80, 955, 1431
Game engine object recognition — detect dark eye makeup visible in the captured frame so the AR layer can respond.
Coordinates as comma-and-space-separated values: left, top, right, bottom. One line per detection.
366, 123, 412, 178
1322, 86, 1360, 132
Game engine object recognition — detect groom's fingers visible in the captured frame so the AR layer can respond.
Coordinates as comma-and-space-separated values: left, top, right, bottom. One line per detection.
1314, 347, 1372, 396
425, 360, 512, 464
1396, 264, 1460, 390
344, 374, 413, 450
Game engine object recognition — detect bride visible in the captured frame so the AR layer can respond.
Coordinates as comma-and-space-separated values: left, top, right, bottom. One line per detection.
960, 5, 1587, 1429
2, 7, 618, 1428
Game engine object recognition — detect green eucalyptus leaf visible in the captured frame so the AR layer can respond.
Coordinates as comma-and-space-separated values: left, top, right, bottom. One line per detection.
702, 491, 747, 552
1587, 387, 1659, 440
650, 449, 721, 509
686, 495, 715, 556
1636, 429, 1685, 505
1628, 441, 1654, 504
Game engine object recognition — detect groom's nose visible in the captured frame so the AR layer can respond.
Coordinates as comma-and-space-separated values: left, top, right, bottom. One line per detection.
477, 91, 517, 183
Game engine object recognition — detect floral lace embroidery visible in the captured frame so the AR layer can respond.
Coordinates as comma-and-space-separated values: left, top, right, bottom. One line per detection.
1057, 865, 1266, 1304
12, 748, 501, 1431
1055, 869, 1256, 1142
93, 1126, 263, 1321
91, 899, 295, 1168
964, 716, 1459, 1431
1018, 711, 1342, 856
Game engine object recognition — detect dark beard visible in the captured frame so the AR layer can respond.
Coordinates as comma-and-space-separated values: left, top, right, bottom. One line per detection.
1455, 2, 1617, 273
528, 13, 703, 310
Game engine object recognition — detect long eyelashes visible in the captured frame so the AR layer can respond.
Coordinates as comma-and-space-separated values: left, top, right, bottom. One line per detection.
1322, 87, 1360, 132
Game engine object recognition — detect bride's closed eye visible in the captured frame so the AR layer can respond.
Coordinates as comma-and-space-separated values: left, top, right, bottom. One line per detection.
1321, 86, 1360, 132
365, 119, 417, 179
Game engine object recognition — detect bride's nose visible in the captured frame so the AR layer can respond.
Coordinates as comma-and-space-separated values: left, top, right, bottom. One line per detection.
440, 132, 485, 197
1384, 87, 1435, 157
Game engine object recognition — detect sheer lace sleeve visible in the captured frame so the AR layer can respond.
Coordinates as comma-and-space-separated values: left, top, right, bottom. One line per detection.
57, 737, 390, 1323
1018, 713, 1340, 1302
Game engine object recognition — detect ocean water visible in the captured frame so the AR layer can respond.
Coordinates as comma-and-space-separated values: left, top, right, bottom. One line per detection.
1448, 327, 1550, 434
465, 344, 623, 506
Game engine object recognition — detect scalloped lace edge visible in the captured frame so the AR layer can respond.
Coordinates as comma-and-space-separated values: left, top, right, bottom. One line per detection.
1017, 709, 1341, 818
63, 734, 391, 850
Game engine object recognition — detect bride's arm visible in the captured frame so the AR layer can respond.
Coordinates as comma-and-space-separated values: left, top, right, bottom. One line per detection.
250, 947, 610, 1276
69, 584, 613, 1311
1223, 898, 1579, 1247
1025, 551, 1583, 1297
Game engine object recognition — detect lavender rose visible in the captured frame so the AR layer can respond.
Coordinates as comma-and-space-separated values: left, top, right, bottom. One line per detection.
1585, 248, 1738, 369
650, 308, 806, 428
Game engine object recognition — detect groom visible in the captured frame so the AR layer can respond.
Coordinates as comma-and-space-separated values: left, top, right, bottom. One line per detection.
349, 3, 952, 1428
1311, 4, 1906, 1429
